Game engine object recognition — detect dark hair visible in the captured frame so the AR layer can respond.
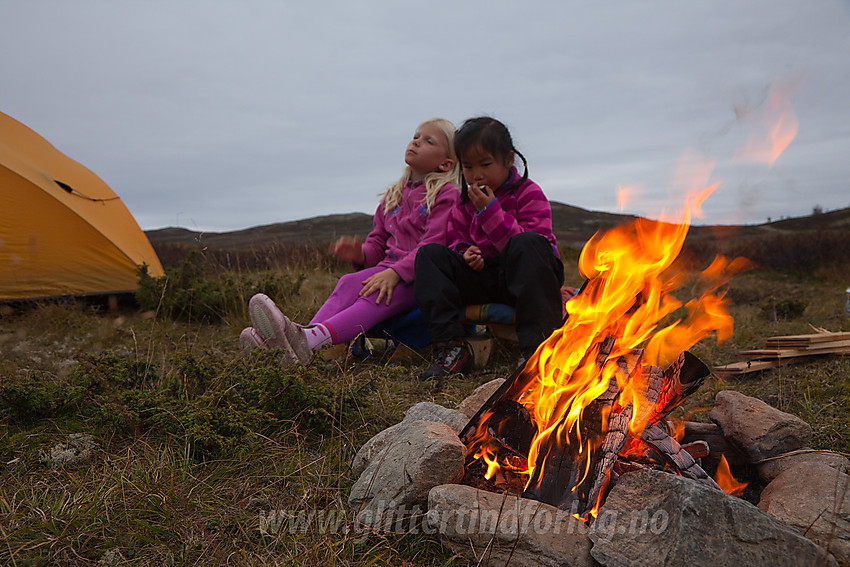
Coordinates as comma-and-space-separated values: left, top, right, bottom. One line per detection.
454, 117, 528, 202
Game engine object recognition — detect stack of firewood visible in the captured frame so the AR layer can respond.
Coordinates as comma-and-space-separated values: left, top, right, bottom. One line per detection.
715, 327, 850, 377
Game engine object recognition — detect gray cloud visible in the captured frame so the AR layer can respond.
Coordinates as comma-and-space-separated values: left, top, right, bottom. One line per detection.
2, 0, 848, 231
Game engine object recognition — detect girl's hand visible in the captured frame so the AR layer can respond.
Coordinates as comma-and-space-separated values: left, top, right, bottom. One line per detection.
463, 245, 484, 272
333, 235, 365, 264
360, 268, 401, 305
468, 184, 495, 212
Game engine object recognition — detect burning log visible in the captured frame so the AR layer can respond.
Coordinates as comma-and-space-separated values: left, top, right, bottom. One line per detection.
639, 421, 721, 489
459, 364, 532, 446
582, 349, 639, 516
484, 400, 537, 457
585, 399, 633, 515
521, 374, 618, 514
682, 421, 750, 474
518, 336, 620, 513
646, 351, 709, 423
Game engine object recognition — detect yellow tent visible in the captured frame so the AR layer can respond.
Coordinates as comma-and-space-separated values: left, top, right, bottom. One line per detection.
0, 111, 164, 301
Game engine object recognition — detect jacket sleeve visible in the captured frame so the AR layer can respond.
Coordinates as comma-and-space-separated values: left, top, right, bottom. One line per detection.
359, 202, 390, 269
447, 201, 475, 253
389, 184, 459, 282
476, 182, 553, 252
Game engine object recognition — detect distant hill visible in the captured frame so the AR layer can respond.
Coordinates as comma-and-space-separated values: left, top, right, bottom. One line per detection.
145, 203, 850, 251
145, 212, 375, 249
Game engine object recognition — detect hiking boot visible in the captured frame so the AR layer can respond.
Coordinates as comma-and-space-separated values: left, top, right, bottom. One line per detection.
421, 339, 474, 380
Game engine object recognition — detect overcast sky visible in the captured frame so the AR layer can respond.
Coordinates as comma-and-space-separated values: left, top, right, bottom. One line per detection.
2, 1, 849, 232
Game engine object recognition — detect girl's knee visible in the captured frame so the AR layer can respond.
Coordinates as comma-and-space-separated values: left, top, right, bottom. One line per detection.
415, 243, 448, 266
336, 271, 361, 286
505, 231, 549, 255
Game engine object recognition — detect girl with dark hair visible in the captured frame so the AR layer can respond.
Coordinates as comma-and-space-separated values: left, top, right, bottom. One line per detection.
414, 117, 564, 379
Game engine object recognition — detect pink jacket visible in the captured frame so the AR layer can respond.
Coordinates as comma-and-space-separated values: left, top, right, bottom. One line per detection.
448, 168, 559, 259
359, 180, 459, 282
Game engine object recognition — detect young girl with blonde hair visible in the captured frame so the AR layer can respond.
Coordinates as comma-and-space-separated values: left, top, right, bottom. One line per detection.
241, 118, 460, 365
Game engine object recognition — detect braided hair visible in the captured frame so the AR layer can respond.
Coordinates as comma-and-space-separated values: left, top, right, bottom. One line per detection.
454, 117, 528, 204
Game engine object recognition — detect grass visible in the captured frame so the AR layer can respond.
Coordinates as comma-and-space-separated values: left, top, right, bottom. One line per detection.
1, 238, 849, 566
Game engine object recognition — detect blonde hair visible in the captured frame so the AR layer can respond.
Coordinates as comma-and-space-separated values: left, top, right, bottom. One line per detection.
380, 118, 460, 214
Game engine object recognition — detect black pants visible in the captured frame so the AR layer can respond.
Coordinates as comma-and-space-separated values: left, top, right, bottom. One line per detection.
414, 232, 565, 357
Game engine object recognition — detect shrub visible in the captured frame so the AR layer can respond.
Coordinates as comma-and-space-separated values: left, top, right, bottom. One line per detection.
683, 229, 850, 281
758, 297, 807, 321
1, 351, 369, 461
136, 250, 304, 322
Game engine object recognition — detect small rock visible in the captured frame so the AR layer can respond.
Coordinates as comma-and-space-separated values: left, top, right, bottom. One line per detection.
403, 401, 468, 433
758, 461, 850, 564
351, 402, 467, 477
348, 420, 466, 530
589, 468, 835, 567
758, 448, 850, 483
709, 390, 812, 463
426, 483, 594, 567
455, 378, 505, 419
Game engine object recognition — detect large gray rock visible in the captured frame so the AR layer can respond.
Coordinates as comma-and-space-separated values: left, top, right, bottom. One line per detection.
709, 390, 812, 463
759, 461, 850, 564
351, 401, 468, 478
589, 468, 836, 567
455, 378, 505, 419
758, 448, 850, 483
426, 484, 595, 567
348, 420, 466, 530
403, 401, 468, 432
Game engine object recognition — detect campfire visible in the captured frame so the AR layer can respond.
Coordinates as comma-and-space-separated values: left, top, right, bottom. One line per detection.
459, 189, 751, 521
347, 88, 843, 565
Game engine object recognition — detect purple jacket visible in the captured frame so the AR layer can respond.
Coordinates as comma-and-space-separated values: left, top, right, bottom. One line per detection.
360, 180, 459, 282
448, 168, 559, 259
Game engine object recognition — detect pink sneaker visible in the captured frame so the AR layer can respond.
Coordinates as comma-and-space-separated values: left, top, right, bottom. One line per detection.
282, 320, 312, 365
239, 327, 267, 357
249, 293, 311, 366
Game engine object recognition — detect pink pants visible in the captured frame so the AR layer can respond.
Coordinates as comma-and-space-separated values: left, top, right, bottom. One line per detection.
309, 266, 416, 344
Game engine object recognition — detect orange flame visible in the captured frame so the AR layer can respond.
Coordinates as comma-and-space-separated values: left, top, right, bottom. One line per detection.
733, 82, 798, 167
714, 455, 748, 495
616, 184, 642, 211
670, 419, 685, 442
509, 184, 742, 495
480, 449, 500, 480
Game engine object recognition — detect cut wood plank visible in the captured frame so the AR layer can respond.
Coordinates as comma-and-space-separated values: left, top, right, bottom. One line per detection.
717, 328, 850, 377
714, 360, 782, 375
764, 331, 850, 347
738, 340, 850, 360
467, 336, 493, 367
714, 355, 818, 377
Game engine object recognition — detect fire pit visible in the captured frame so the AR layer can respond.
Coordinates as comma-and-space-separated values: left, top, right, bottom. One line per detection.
348, 207, 846, 566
